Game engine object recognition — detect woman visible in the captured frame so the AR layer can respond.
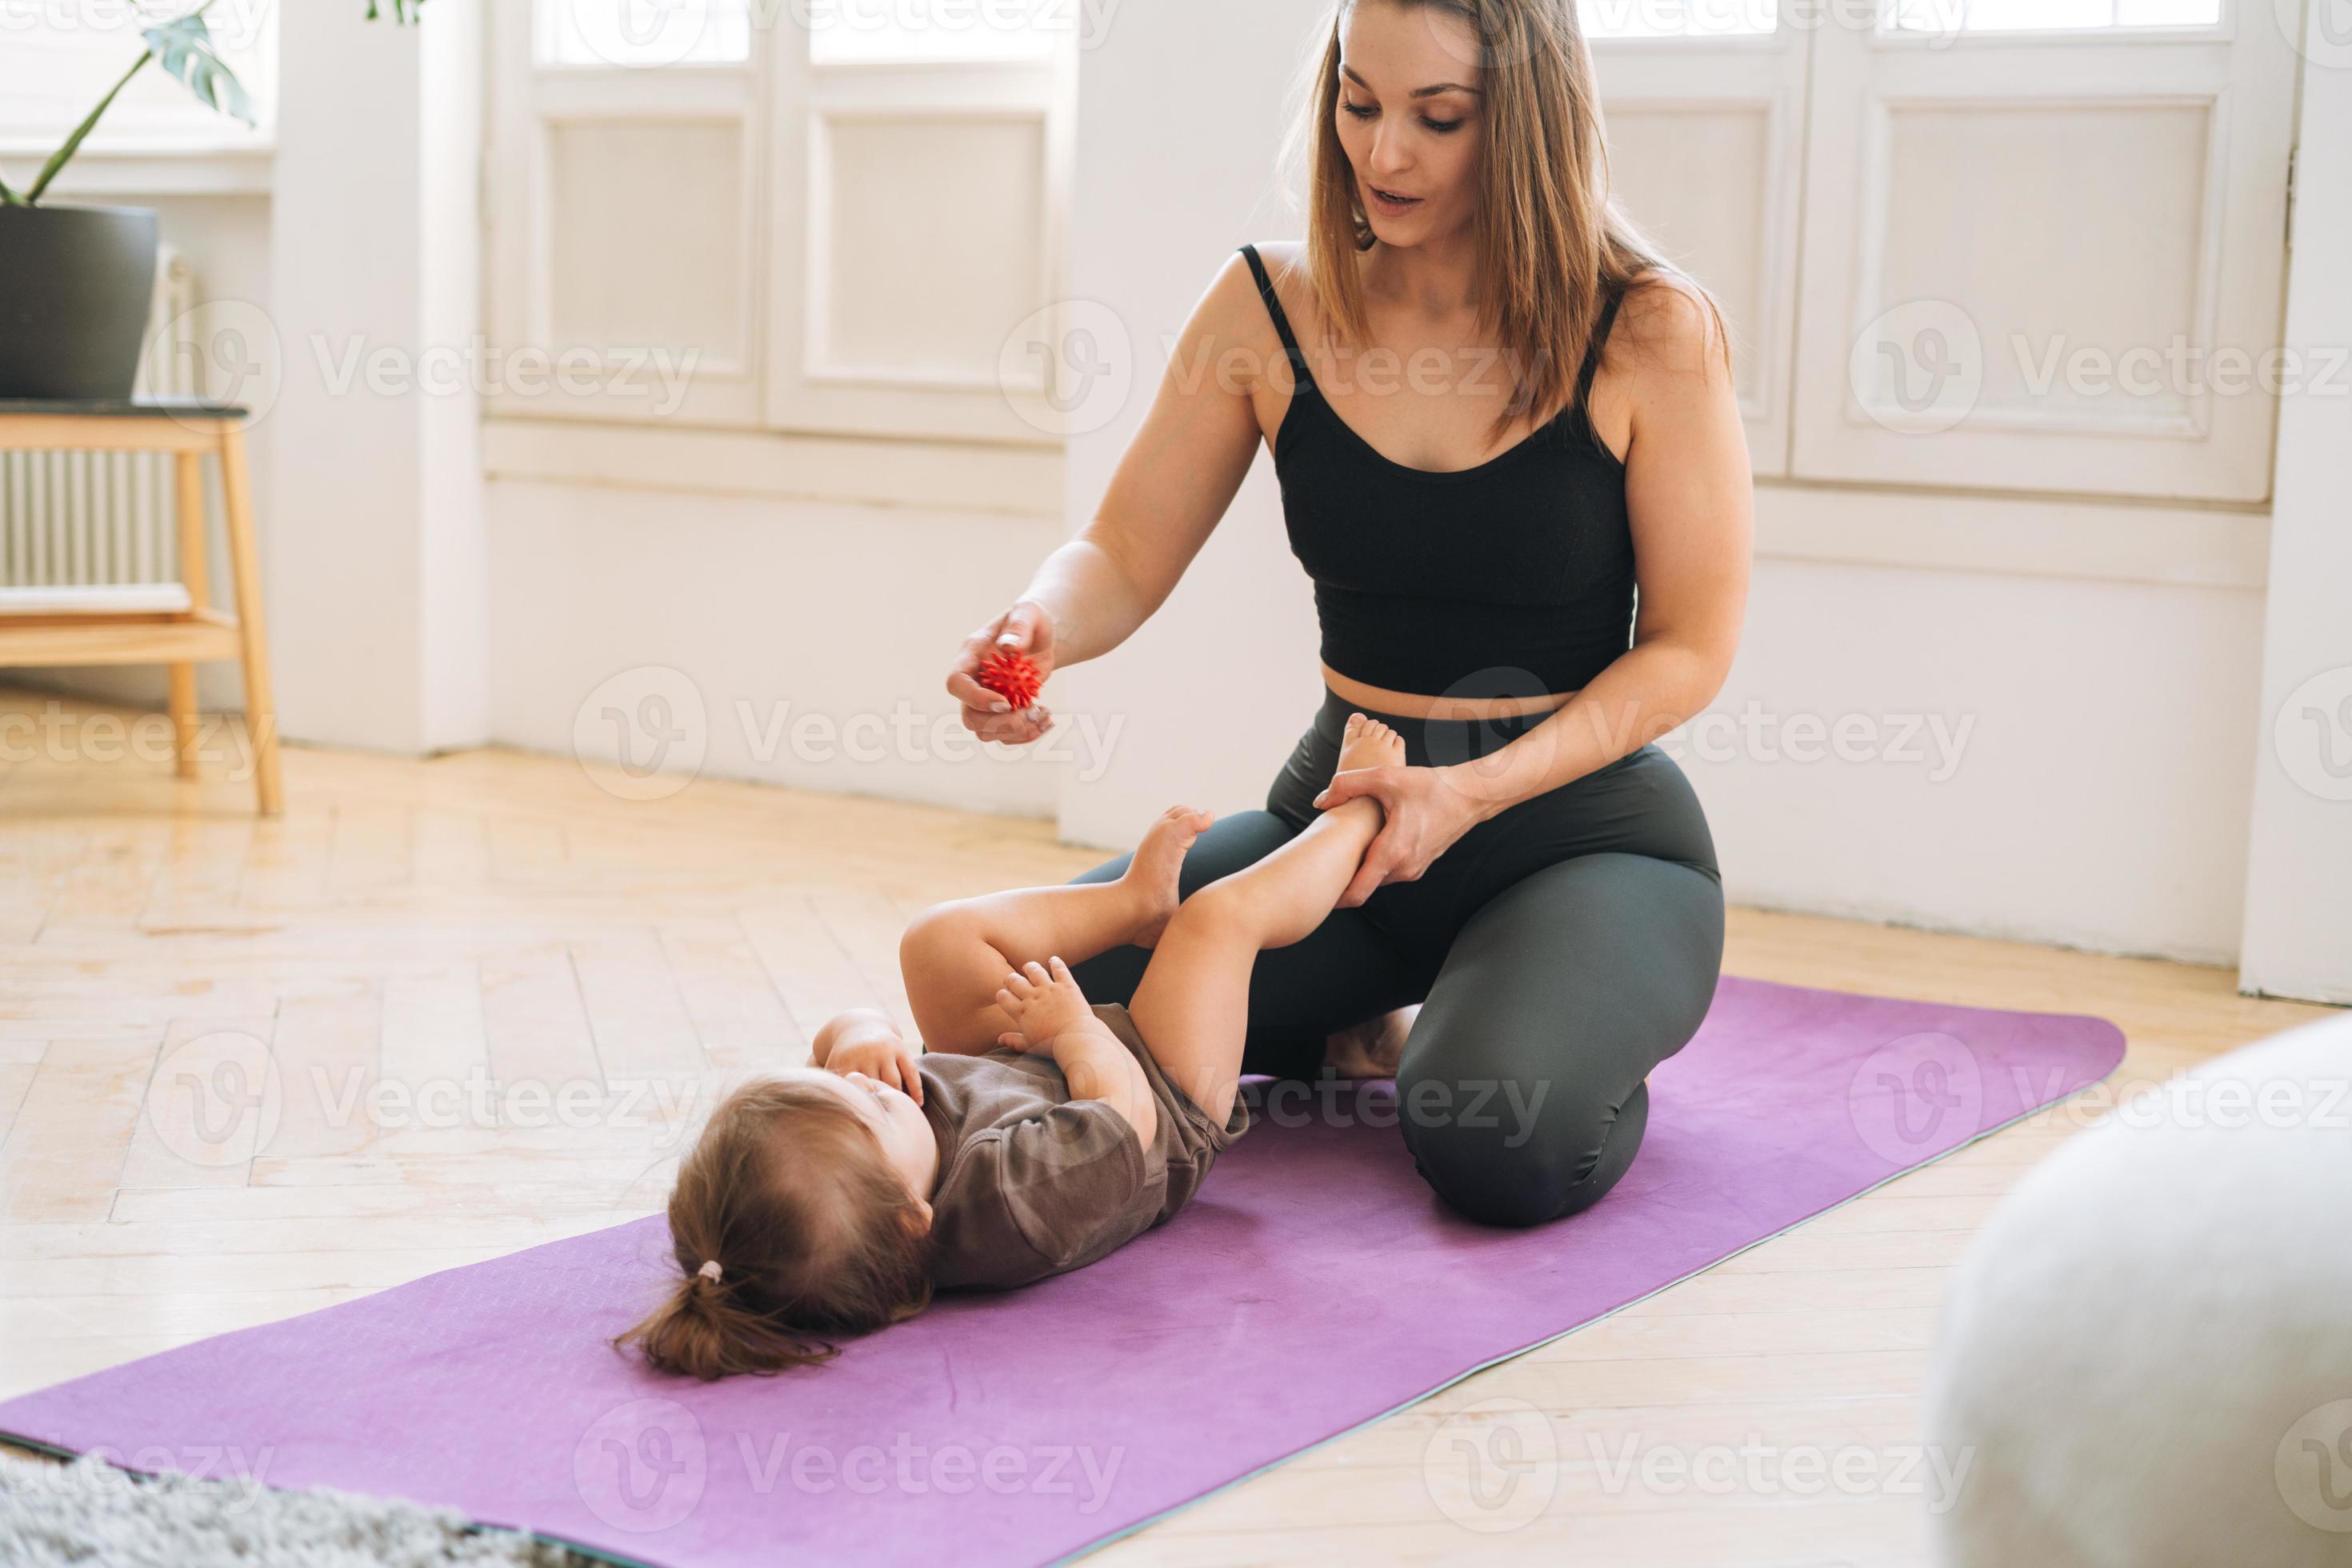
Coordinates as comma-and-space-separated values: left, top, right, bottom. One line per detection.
944, 0, 1751, 1226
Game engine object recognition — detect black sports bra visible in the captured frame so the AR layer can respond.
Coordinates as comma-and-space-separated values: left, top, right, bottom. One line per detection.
1238, 242, 1634, 702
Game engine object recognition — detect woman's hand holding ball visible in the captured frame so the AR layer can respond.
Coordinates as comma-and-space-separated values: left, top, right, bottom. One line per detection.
949, 599, 1057, 745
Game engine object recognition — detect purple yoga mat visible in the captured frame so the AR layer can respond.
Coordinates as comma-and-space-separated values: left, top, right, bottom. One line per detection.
2, 975, 2121, 1566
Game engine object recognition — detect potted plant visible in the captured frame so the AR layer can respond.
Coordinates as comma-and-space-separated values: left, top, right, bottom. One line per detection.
0, 0, 423, 402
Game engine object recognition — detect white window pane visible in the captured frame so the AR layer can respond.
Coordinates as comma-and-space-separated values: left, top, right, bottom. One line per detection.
809, 0, 1062, 62
538, 0, 754, 68
1885, 0, 2221, 32
1578, 0, 1778, 38
2115, 0, 2223, 22
0, 0, 278, 143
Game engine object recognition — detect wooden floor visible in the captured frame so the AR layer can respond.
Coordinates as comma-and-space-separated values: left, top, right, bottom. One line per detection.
0, 686, 2332, 1564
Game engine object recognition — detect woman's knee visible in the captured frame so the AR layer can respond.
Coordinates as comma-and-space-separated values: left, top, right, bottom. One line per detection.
1396, 1066, 1651, 1227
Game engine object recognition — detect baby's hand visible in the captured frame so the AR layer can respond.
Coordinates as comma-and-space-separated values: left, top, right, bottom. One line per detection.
825, 1038, 924, 1104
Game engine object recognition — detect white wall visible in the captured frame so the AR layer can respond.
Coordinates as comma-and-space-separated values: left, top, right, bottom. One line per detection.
1694, 551, 2263, 964
484, 479, 1075, 820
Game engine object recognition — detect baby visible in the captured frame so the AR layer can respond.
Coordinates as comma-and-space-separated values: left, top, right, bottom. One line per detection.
618, 713, 1409, 1379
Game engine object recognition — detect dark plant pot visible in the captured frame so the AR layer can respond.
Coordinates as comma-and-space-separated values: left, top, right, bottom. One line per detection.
0, 202, 161, 401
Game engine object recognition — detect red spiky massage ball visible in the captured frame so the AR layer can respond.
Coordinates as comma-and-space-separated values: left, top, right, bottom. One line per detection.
975, 646, 1043, 710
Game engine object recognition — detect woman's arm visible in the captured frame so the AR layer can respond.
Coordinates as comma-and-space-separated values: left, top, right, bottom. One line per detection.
1314, 278, 1754, 907
947, 253, 1280, 745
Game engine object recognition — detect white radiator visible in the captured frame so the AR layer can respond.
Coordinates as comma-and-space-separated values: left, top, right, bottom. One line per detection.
0, 246, 202, 602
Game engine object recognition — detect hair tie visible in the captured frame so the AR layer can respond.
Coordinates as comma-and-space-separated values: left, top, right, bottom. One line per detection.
697, 1259, 722, 1283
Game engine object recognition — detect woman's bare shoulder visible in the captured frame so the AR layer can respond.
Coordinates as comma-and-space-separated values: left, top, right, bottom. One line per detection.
1609, 269, 1731, 383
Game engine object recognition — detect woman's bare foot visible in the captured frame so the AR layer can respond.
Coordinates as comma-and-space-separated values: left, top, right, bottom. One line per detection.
994, 956, 1120, 1053
1334, 711, 1406, 782
1118, 804, 1214, 949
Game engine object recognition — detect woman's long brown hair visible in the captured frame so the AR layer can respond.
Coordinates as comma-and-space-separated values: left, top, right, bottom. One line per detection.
1285, 0, 1732, 442
615, 1076, 934, 1380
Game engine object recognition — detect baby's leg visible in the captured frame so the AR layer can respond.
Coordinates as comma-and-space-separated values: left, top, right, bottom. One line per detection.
1130, 714, 1406, 1126
899, 806, 1213, 1054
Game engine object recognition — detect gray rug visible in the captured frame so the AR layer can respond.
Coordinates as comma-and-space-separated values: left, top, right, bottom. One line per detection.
0, 1446, 599, 1567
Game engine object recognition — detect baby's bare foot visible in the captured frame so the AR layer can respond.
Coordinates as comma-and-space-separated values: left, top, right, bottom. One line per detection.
994, 955, 1114, 1053
1119, 804, 1213, 949
1334, 711, 1406, 778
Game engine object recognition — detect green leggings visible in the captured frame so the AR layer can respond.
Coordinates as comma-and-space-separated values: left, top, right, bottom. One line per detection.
1063, 686, 1725, 1226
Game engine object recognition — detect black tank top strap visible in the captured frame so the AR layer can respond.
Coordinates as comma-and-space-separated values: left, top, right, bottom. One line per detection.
1572, 286, 1624, 418
1238, 243, 1315, 392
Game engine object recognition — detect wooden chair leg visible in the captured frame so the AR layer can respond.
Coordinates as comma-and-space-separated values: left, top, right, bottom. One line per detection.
170, 451, 212, 779
216, 426, 283, 816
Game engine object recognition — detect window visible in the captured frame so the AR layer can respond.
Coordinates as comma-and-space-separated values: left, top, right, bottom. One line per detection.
485, 2, 1078, 442
1883, 0, 2224, 34
0, 0, 278, 154
1583, 0, 2298, 499
1780, 0, 2297, 499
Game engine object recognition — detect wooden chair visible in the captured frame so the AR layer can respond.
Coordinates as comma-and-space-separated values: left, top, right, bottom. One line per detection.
0, 398, 282, 814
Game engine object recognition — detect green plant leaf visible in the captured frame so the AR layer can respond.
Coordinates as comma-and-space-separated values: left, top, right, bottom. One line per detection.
0, 172, 20, 207
141, 14, 257, 126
